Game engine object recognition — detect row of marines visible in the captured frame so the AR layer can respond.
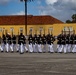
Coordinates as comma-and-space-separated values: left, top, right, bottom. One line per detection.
0, 32, 76, 54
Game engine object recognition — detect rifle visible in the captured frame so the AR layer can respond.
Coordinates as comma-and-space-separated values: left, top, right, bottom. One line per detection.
68, 27, 70, 35
29, 29, 32, 35
1, 28, 4, 43
61, 30, 63, 34
11, 30, 13, 37
18, 29, 19, 36
5, 30, 7, 36
2, 28, 4, 38
73, 30, 75, 34
40, 30, 41, 36
64, 28, 66, 35
48, 29, 50, 34
44, 29, 45, 34
35, 30, 37, 35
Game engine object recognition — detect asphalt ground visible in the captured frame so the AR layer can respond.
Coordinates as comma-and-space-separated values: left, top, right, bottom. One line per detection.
0, 52, 76, 75
0, 38, 76, 75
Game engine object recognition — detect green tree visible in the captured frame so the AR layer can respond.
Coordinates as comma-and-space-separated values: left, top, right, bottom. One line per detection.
72, 14, 76, 21
66, 20, 72, 23
66, 14, 76, 23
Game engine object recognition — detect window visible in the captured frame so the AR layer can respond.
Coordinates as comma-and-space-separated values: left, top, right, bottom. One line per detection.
30, 27, 33, 32
2, 28, 5, 33
63, 26, 73, 32
48, 27, 53, 34
29, 27, 33, 34
20, 27, 23, 33
69, 26, 73, 31
39, 27, 43, 31
49, 27, 53, 31
10, 27, 14, 32
63, 26, 69, 31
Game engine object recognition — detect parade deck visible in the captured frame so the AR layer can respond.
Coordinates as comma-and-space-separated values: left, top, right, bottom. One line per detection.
0, 52, 76, 75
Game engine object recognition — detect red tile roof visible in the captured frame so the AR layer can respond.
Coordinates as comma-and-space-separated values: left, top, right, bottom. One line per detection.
0, 15, 64, 25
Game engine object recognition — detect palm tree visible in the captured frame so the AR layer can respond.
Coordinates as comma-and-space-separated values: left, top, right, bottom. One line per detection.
20, 0, 34, 35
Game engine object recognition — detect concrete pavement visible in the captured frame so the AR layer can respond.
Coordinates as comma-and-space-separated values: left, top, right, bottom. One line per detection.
0, 53, 76, 75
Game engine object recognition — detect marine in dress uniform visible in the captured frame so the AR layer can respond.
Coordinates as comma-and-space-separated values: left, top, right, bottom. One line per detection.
37, 34, 43, 53
5, 33, 11, 52
32, 34, 38, 53
24, 36, 28, 53
42, 34, 47, 53
70, 33, 74, 52
18, 33, 26, 54
72, 33, 76, 53
61, 33, 67, 53
66, 34, 71, 53
57, 34, 63, 53
10, 35, 16, 52
47, 34, 55, 53
28, 34, 33, 53
1, 34, 6, 52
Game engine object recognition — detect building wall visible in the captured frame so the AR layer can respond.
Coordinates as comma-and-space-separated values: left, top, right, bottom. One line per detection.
27, 23, 76, 36
27, 25, 53, 36
0, 23, 76, 37
0, 25, 26, 37
53, 23, 76, 36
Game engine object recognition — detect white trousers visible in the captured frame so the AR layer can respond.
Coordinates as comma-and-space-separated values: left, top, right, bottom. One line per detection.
67, 44, 71, 52
16, 44, 20, 52
33, 44, 38, 53
29, 43, 33, 53
10, 43, 15, 52
72, 45, 76, 53
57, 45, 63, 53
0, 45, 3, 52
24, 44, 28, 52
63, 45, 67, 53
48, 44, 54, 53
5, 43, 10, 52
38, 44, 42, 53
20, 43, 24, 53
42, 44, 46, 52
0, 43, 5, 52
65, 44, 68, 52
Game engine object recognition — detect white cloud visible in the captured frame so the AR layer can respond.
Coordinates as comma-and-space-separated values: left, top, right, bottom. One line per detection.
12, 11, 25, 15
38, 0, 76, 22
45, 0, 58, 5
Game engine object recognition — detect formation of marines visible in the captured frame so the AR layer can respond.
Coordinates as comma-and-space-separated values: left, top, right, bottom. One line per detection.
57, 30, 76, 53
0, 30, 76, 54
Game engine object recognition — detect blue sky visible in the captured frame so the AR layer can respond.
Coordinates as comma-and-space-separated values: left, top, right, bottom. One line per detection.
0, 0, 43, 15
0, 0, 76, 22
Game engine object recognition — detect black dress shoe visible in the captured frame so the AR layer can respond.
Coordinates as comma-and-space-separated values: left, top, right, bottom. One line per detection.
5, 51, 8, 53
1, 51, 4, 52
20, 52, 24, 54
43, 52, 46, 53
11, 51, 14, 53
33, 52, 37, 53
38, 52, 42, 53
16, 51, 19, 52
26, 51, 28, 53
59, 52, 63, 53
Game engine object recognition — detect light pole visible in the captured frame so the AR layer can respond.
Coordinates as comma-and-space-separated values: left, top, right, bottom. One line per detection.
20, 0, 34, 35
